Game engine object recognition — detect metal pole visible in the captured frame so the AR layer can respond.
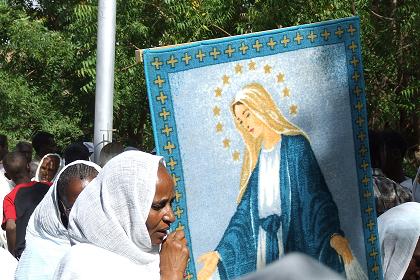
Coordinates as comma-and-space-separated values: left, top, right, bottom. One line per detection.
93, 0, 117, 164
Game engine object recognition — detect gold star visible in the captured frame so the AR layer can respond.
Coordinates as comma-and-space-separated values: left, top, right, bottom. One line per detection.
264, 64, 272, 74
235, 64, 243, 74
213, 106, 221, 116
222, 75, 230, 85
248, 61, 256, 70
289, 104, 298, 115
223, 138, 231, 148
277, 73, 285, 83
214, 87, 222, 97
282, 87, 290, 97
232, 150, 240, 161
216, 122, 223, 132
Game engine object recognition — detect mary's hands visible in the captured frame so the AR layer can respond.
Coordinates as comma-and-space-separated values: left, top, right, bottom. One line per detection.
330, 234, 354, 264
160, 230, 190, 280
197, 251, 220, 280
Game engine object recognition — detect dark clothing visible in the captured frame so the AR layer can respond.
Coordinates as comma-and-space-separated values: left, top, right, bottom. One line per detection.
2, 181, 50, 258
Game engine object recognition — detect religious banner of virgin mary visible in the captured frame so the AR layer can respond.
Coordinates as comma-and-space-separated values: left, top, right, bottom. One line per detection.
143, 17, 382, 280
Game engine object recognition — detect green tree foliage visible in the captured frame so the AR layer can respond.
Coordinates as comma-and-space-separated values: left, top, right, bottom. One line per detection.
0, 0, 418, 155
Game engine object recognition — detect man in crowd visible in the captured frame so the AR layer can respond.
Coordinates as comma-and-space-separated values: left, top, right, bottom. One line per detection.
2, 152, 50, 258
15, 142, 35, 178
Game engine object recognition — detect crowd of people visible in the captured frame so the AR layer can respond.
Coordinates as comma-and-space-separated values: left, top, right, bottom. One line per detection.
0, 129, 418, 280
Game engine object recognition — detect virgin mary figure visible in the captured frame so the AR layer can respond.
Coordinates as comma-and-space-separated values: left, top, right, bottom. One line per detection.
198, 83, 354, 279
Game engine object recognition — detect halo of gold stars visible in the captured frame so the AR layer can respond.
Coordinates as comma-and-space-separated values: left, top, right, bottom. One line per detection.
211, 60, 298, 162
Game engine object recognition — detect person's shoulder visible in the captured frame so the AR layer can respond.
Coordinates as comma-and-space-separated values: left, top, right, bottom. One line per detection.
281, 134, 310, 150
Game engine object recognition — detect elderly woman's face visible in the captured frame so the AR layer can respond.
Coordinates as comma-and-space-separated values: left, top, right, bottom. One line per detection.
39, 155, 60, 182
403, 238, 420, 280
146, 164, 176, 245
234, 103, 264, 139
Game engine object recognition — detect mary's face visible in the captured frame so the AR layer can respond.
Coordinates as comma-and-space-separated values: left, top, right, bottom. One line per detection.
233, 103, 264, 139
146, 164, 176, 245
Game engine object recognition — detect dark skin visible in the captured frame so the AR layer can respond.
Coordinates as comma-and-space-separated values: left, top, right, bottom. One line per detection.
403, 238, 420, 280
39, 155, 60, 182
146, 164, 189, 280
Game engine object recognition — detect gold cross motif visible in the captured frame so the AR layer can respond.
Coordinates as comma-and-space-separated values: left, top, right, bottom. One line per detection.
248, 61, 256, 70
358, 131, 366, 141
364, 190, 372, 199
368, 233, 376, 245
350, 56, 359, 67
367, 220, 375, 231
213, 106, 221, 116
354, 86, 361, 96
372, 263, 379, 274
307, 31, 317, 43
252, 39, 263, 52
224, 44, 235, 57
222, 75, 230, 84
154, 75, 165, 88
335, 26, 344, 38
277, 73, 285, 83
168, 157, 177, 170
210, 47, 221, 59
196, 49, 206, 62
175, 191, 182, 202
162, 125, 173, 137
267, 37, 277, 49
355, 101, 363, 112
321, 29, 331, 41
369, 248, 378, 258
174, 206, 184, 219
184, 273, 193, 280
280, 35, 290, 47
171, 173, 180, 186
264, 64, 272, 73
151, 57, 163, 70
365, 206, 373, 216
356, 116, 364, 126
164, 141, 176, 154
182, 52, 192, 65
360, 161, 369, 170
283, 87, 290, 97
159, 108, 170, 121
216, 122, 223, 133
294, 32, 304, 44
156, 91, 167, 105
239, 43, 249, 55
232, 150, 240, 161
176, 222, 184, 231
362, 175, 369, 185
348, 41, 358, 52
348, 24, 356, 36
359, 145, 368, 156
352, 71, 360, 82
166, 55, 178, 68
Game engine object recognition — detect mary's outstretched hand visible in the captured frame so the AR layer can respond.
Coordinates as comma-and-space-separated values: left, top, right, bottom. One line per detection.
330, 234, 354, 264
197, 251, 220, 280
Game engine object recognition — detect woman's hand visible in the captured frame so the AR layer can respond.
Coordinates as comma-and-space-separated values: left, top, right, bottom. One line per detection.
330, 234, 354, 264
197, 251, 220, 280
160, 230, 189, 280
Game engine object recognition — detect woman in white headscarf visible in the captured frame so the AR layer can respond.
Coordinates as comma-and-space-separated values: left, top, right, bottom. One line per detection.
33, 153, 64, 183
16, 160, 101, 280
53, 151, 189, 280
378, 202, 420, 280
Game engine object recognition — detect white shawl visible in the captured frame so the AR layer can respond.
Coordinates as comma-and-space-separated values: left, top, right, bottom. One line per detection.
16, 160, 101, 280
33, 153, 64, 183
0, 247, 17, 280
54, 151, 163, 279
378, 202, 420, 280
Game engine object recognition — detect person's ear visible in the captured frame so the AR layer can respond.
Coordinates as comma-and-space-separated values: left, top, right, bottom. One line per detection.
26, 163, 30, 173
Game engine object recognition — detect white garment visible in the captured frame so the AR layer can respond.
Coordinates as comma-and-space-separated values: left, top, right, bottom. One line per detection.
256, 141, 283, 269
33, 153, 64, 183
0, 247, 17, 280
0, 164, 14, 249
55, 151, 163, 279
16, 160, 101, 280
54, 243, 159, 280
378, 202, 420, 280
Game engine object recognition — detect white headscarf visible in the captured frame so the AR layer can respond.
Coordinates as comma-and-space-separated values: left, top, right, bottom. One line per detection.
378, 202, 420, 280
67, 151, 163, 268
34, 153, 64, 182
16, 160, 101, 280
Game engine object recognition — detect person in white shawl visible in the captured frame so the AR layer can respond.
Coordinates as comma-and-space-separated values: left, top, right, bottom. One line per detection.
15, 160, 101, 280
378, 202, 420, 280
53, 151, 190, 280
0, 247, 17, 280
33, 153, 64, 183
